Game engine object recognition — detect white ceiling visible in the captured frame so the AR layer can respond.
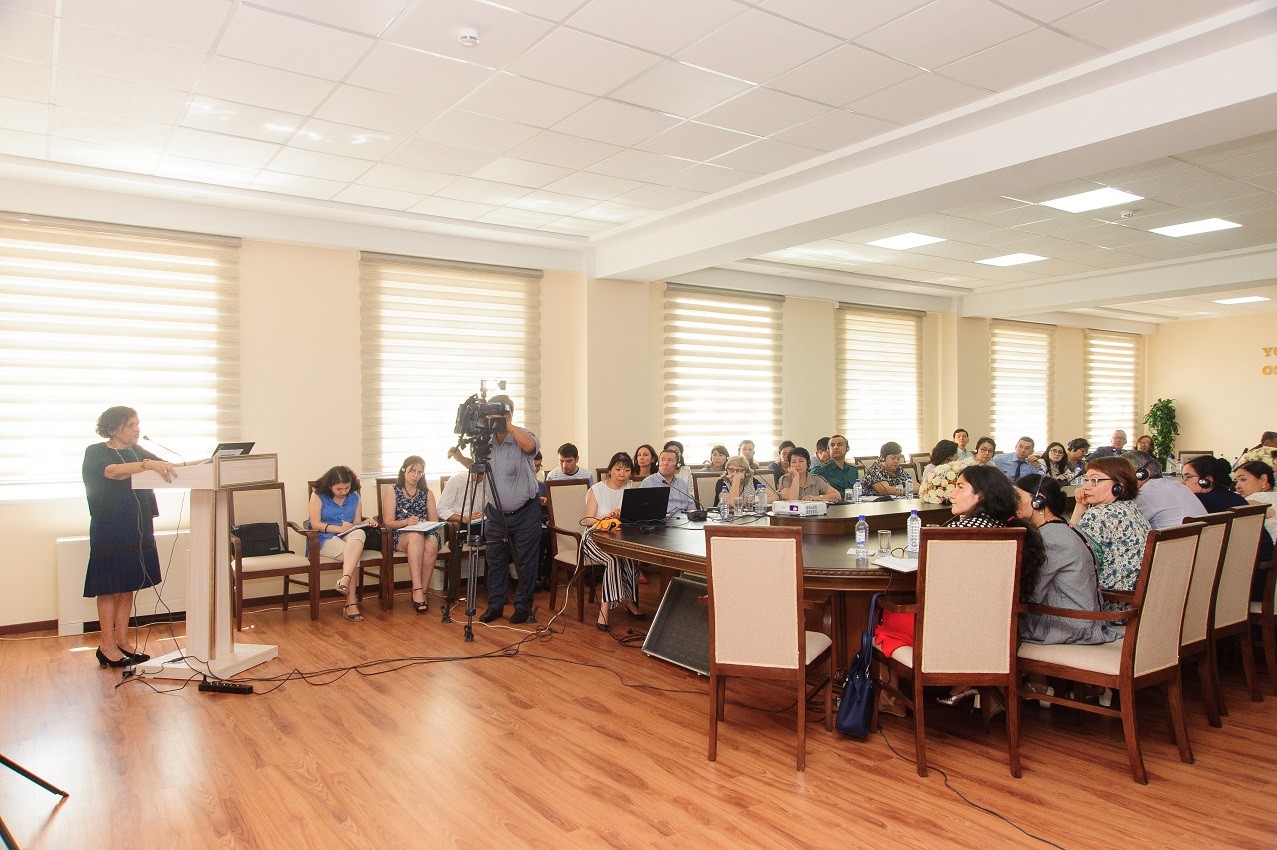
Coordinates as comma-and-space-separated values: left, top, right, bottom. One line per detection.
1, 0, 1276, 328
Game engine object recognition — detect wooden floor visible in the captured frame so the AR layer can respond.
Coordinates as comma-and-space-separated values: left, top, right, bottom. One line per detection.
3, 580, 1276, 850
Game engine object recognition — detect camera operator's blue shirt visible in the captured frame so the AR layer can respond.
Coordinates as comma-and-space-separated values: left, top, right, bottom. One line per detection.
487, 429, 540, 512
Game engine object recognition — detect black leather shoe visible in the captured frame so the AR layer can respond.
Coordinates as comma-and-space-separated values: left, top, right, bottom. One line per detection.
120, 647, 151, 663
479, 608, 502, 623
96, 647, 131, 668
628, 610, 649, 621
509, 610, 531, 624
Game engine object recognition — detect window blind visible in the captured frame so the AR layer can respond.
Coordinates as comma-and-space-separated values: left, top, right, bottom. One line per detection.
1085, 330, 1142, 447
989, 321, 1053, 450
360, 253, 542, 476
662, 284, 783, 465
835, 306, 923, 456
0, 212, 240, 499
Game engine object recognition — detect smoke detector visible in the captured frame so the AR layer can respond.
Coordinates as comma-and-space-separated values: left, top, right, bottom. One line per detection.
1119, 210, 1135, 219
458, 28, 480, 48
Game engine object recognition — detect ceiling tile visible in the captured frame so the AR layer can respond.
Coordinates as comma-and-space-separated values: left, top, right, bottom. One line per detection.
574, 200, 659, 223
50, 137, 161, 172
436, 177, 533, 205
55, 70, 187, 124
316, 86, 445, 137
0, 6, 53, 63
937, 27, 1104, 92
414, 110, 541, 155
479, 207, 560, 228
551, 98, 679, 146
1175, 131, 1277, 165
168, 127, 280, 168
383, 138, 496, 175
505, 131, 622, 169
506, 28, 661, 97
154, 154, 259, 187
1053, 0, 1242, 52
357, 163, 455, 195
0, 127, 48, 158
848, 73, 988, 125
637, 121, 755, 161
610, 61, 752, 119
494, 0, 586, 21
459, 73, 593, 128
332, 184, 424, 211
697, 87, 828, 137
195, 56, 336, 114
610, 183, 706, 209
855, 0, 1037, 69
290, 119, 403, 160
1207, 149, 1277, 180
567, 0, 748, 55
0, 96, 48, 134
409, 196, 498, 219
53, 108, 169, 150
59, 22, 204, 89
0, 57, 50, 102
182, 96, 304, 143
347, 43, 491, 105
267, 146, 373, 181
586, 149, 690, 182
758, 0, 931, 40
386, 0, 553, 66
61, 0, 229, 50
709, 138, 819, 173
538, 216, 613, 235
505, 190, 595, 216
217, 6, 372, 81
247, 0, 404, 37
540, 171, 644, 201
771, 45, 921, 107
471, 157, 573, 188
657, 164, 753, 193
1201, 187, 1277, 212
996, 0, 1108, 24
771, 109, 899, 151
250, 170, 344, 199
676, 8, 841, 83
1117, 165, 1225, 199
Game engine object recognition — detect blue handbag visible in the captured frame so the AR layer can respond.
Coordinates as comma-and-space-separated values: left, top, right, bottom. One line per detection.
835, 592, 882, 739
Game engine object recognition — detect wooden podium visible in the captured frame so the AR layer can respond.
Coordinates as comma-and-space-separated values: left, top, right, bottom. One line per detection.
130, 454, 280, 680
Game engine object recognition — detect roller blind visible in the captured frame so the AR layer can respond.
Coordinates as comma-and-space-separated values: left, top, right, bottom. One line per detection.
835, 306, 923, 456
1085, 330, 1142, 447
0, 212, 240, 499
662, 284, 783, 465
360, 253, 542, 476
989, 321, 1053, 449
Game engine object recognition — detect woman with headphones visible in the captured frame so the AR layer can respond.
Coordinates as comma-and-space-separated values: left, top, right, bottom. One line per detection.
1070, 456, 1151, 604
1185, 456, 1276, 579
1014, 474, 1118, 645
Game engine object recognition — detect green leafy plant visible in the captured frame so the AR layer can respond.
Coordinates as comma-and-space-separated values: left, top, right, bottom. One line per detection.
1142, 398, 1179, 462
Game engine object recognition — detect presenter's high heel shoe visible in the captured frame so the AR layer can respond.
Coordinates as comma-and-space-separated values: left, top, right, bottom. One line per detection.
96, 647, 131, 668
119, 646, 151, 663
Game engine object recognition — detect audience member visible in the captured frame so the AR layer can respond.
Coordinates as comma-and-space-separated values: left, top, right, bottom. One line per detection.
310, 465, 378, 622
769, 440, 795, 481
640, 448, 697, 514
1071, 456, 1150, 603
811, 434, 859, 496
703, 445, 729, 473
1183, 456, 1275, 596
738, 439, 759, 470
439, 469, 485, 524
546, 442, 595, 484
580, 452, 645, 631
953, 428, 973, 460
386, 455, 441, 613
973, 437, 996, 465
1125, 450, 1202, 529
992, 436, 1042, 481
1087, 430, 1127, 460
1041, 441, 1072, 481
921, 439, 959, 480
716, 455, 759, 508
778, 447, 839, 502
663, 439, 694, 488
815, 436, 831, 465
1135, 434, 1154, 454
632, 444, 658, 480
1065, 438, 1090, 478
1255, 431, 1277, 450
863, 441, 910, 497
1234, 460, 1277, 547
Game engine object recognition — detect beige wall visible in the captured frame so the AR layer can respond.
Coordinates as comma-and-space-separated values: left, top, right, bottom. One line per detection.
1147, 312, 1276, 455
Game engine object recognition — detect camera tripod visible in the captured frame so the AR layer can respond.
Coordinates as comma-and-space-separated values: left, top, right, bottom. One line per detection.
0, 753, 68, 850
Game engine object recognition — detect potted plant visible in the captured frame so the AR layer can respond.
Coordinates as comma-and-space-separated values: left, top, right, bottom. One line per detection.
1142, 398, 1179, 463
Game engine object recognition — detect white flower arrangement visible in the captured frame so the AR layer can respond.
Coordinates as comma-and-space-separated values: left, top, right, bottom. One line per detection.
1238, 446, 1277, 469
919, 457, 976, 504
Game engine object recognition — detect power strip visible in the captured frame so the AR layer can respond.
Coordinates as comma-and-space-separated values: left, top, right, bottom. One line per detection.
198, 679, 254, 695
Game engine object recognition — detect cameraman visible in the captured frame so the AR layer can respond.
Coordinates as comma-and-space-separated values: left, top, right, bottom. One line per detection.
478, 394, 541, 624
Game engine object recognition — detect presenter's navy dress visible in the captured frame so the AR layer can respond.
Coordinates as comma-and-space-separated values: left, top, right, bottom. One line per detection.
82, 442, 162, 597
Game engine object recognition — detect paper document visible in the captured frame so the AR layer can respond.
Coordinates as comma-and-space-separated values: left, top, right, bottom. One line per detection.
334, 522, 373, 538
400, 520, 445, 534
871, 554, 918, 573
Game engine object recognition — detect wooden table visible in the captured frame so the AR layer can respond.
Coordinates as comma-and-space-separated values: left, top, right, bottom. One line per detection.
769, 497, 951, 535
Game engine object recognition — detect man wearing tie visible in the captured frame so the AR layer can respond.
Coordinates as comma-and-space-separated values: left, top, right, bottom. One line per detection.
993, 437, 1042, 481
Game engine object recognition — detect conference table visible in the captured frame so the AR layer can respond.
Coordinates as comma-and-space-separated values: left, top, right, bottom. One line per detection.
592, 498, 946, 676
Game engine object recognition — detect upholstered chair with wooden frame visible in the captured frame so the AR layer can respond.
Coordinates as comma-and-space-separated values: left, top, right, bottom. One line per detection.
228, 482, 318, 631
545, 479, 599, 621
1210, 504, 1268, 708
1250, 558, 1277, 697
752, 468, 777, 491
1017, 523, 1204, 784
374, 477, 447, 611
1177, 450, 1213, 465
1178, 512, 1233, 727
909, 452, 931, 468
704, 525, 833, 771
870, 526, 1027, 778
306, 479, 391, 612
692, 471, 722, 511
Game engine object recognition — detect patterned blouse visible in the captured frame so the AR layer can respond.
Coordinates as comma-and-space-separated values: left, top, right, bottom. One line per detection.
944, 512, 1006, 529
863, 461, 908, 493
393, 484, 436, 547
1075, 499, 1150, 594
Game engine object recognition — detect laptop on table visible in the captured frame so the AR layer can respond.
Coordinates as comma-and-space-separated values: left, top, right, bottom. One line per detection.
620, 487, 671, 524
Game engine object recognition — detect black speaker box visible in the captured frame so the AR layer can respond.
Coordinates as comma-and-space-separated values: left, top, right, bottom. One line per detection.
642, 573, 709, 676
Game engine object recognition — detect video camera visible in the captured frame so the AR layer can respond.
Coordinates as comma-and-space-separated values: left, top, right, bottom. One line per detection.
454, 380, 510, 455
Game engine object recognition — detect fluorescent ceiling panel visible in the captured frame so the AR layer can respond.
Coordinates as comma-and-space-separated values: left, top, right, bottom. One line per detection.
1149, 218, 1241, 237
1040, 187, 1142, 212
866, 232, 946, 250
976, 253, 1048, 266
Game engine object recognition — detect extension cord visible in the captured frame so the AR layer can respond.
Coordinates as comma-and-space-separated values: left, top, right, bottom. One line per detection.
198, 679, 254, 695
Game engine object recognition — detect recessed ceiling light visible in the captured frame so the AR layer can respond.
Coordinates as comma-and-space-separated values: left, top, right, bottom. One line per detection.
1212, 295, 1270, 305
1150, 218, 1242, 237
976, 253, 1048, 266
1040, 187, 1143, 213
867, 232, 947, 250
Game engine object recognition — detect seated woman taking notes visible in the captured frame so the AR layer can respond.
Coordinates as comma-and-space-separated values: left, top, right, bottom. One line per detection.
385, 455, 441, 614
310, 465, 378, 622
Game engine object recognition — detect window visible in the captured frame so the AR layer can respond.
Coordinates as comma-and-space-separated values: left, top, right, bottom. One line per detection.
662, 284, 783, 464
0, 213, 240, 499
835, 306, 923, 455
1085, 330, 1143, 447
360, 254, 542, 476
989, 321, 1053, 450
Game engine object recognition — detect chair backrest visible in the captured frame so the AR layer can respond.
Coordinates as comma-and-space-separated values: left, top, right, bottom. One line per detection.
693, 471, 722, 509
1180, 513, 1232, 646
1177, 450, 1212, 463
546, 479, 590, 558
855, 455, 879, 470
1126, 523, 1202, 677
376, 478, 396, 524
753, 469, 777, 490
706, 526, 803, 670
426, 476, 444, 509
1215, 505, 1268, 629
910, 453, 931, 466
914, 527, 1024, 674
595, 467, 608, 485
227, 482, 288, 538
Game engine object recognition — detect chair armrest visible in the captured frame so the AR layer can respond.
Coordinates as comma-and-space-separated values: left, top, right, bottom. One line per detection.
1101, 589, 1135, 604
1026, 603, 1130, 622
547, 524, 583, 544
878, 594, 918, 615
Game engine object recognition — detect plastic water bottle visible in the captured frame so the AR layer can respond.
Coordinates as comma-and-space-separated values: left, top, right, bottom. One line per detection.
754, 480, 768, 514
855, 515, 869, 565
906, 509, 921, 557
851, 479, 861, 503
903, 476, 913, 500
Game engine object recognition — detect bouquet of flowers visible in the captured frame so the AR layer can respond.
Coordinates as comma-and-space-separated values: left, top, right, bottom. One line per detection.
919, 457, 975, 504
1238, 446, 1277, 469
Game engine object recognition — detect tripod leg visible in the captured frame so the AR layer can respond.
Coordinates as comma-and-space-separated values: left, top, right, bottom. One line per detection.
0, 813, 19, 850
0, 754, 68, 797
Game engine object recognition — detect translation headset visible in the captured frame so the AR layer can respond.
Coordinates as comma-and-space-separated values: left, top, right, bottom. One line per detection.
1030, 474, 1048, 512
1110, 479, 1125, 498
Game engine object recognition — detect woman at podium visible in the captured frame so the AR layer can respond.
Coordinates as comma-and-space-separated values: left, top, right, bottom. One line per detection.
82, 406, 177, 668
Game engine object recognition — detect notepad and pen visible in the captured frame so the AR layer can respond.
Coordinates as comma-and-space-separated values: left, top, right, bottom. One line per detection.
400, 520, 445, 535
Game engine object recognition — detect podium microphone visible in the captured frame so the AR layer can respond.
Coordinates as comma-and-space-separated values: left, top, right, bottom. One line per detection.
142, 435, 185, 462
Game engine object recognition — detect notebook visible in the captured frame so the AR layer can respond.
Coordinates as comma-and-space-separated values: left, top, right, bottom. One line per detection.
620, 486, 671, 524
